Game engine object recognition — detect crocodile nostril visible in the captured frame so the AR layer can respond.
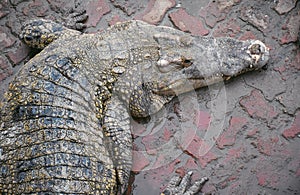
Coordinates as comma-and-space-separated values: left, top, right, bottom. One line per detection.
250, 44, 262, 55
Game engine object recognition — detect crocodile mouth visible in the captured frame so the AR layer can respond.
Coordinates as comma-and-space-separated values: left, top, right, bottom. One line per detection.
154, 40, 270, 96
155, 62, 267, 96
154, 75, 225, 95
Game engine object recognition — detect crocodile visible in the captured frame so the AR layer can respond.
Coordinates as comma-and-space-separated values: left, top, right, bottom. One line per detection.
0, 15, 269, 194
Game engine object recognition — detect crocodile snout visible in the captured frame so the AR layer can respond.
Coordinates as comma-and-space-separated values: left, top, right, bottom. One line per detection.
247, 40, 269, 68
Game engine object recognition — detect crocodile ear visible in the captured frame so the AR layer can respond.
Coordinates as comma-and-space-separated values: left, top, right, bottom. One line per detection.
153, 32, 194, 46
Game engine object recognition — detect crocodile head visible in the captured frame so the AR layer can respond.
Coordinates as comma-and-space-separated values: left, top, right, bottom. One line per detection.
147, 33, 269, 95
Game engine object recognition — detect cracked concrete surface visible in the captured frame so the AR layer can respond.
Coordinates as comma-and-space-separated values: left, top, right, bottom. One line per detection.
0, 0, 299, 194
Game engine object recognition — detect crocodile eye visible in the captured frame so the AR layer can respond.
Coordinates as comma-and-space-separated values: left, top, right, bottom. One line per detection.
184, 59, 192, 64
182, 58, 193, 67
24, 35, 33, 42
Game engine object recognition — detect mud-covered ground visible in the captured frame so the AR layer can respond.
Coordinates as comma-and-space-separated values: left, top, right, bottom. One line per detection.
0, 0, 299, 194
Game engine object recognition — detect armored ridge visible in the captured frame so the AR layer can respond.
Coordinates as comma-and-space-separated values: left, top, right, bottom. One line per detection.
0, 20, 269, 194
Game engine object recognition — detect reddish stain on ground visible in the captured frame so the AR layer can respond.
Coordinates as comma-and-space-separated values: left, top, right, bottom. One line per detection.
239, 30, 257, 40
247, 128, 259, 137
290, 50, 300, 70
163, 127, 172, 141
169, 8, 209, 36
280, 13, 300, 44
86, 0, 110, 27
0, 30, 15, 48
184, 158, 199, 170
223, 146, 245, 164
184, 135, 218, 168
296, 168, 300, 177
108, 15, 125, 26
256, 169, 280, 188
240, 90, 278, 120
141, 134, 158, 155
7, 41, 30, 65
0, 56, 13, 81
135, 0, 175, 25
198, 151, 218, 168
256, 136, 280, 156
220, 175, 238, 188
132, 151, 150, 172
274, 64, 287, 74
217, 117, 248, 149
282, 112, 300, 139
194, 110, 211, 131
199, 0, 240, 28
148, 158, 181, 188
213, 18, 241, 38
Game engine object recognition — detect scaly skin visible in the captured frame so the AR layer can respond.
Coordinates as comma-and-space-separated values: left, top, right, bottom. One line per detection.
0, 18, 269, 194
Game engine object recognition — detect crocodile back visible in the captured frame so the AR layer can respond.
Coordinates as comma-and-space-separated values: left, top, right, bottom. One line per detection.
0, 44, 117, 194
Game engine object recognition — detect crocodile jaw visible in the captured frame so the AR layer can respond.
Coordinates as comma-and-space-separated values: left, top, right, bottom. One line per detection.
155, 75, 224, 95
154, 39, 270, 95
